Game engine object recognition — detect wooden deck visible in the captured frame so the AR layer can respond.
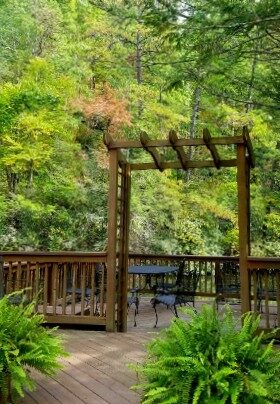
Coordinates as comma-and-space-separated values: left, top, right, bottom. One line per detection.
21, 296, 276, 404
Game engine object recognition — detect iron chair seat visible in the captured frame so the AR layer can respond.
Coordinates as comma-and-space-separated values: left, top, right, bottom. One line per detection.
66, 286, 101, 314
151, 261, 199, 327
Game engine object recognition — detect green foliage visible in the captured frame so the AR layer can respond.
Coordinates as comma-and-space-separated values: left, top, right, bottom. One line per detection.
0, 291, 68, 403
133, 305, 280, 404
0, 0, 279, 255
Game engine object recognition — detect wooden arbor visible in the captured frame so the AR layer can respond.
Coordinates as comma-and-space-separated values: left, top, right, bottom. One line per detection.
104, 127, 255, 332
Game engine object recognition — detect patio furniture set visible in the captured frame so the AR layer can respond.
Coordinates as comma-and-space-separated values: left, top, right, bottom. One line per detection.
127, 260, 277, 327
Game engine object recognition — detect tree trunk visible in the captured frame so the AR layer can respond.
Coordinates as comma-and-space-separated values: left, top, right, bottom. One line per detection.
135, 30, 143, 117
245, 53, 258, 113
6, 169, 19, 195
28, 159, 34, 190
136, 31, 142, 85
190, 86, 201, 140
186, 85, 201, 181
245, 30, 259, 113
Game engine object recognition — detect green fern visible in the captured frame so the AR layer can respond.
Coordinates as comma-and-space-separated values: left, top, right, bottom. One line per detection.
132, 305, 280, 403
0, 291, 68, 403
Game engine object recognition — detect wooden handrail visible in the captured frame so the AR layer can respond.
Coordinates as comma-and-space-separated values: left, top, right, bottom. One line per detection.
128, 253, 239, 262
248, 257, 280, 269
0, 251, 278, 266
0, 251, 107, 263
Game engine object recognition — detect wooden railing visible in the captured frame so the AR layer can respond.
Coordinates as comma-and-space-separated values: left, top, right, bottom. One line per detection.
1, 251, 279, 331
0, 252, 107, 326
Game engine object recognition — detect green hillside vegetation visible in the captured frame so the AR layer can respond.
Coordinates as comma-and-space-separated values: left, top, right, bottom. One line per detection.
0, 0, 279, 255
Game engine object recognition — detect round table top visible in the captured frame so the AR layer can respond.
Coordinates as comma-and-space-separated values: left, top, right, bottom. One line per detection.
128, 265, 178, 275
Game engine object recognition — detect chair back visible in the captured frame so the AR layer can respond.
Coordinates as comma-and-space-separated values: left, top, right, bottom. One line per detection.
216, 261, 240, 296
176, 260, 199, 295
175, 260, 186, 286
257, 270, 277, 300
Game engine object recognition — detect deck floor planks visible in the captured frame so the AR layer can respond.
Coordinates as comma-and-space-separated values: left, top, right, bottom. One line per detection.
72, 333, 147, 363
21, 298, 246, 404
60, 357, 137, 404
29, 373, 85, 404
68, 341, 138, 385
23, 392, 39, 404
23, 383, 62, 404
50, 369, 108, 404
61, 354, 139, 403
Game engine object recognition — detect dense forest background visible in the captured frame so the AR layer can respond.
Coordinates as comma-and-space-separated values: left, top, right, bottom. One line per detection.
0, 0, 279, 256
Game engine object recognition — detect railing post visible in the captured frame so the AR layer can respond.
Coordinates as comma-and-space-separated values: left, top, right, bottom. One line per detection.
237, 144, 251, 314
117, 163, 131, 332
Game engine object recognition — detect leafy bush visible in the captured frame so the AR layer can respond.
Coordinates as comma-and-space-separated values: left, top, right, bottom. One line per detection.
0, 291, 68, 403
133, 305, 280, 404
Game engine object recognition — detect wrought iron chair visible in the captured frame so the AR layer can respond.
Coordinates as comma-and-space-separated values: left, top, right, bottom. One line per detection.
127, 288, 140, 327
150, 260, 199, 327
215, 261, 240, 307
66, 264, 103, 315
256, 270, 277, 313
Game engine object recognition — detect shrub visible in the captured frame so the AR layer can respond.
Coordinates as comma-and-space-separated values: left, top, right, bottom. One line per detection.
133, 305, 280, 403
0, 291, 68, 403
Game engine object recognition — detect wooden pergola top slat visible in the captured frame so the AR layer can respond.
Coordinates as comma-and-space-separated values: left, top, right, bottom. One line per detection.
104, 134, 245, 150
169, 129, 188, 170
130, 159, 238, 171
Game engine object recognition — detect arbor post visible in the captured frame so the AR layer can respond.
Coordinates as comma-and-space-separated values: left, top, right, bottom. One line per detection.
237, 144, 251, 314
106, 149, 118, 332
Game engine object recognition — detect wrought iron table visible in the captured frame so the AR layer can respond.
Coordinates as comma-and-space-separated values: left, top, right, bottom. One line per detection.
128, 265, 178, 290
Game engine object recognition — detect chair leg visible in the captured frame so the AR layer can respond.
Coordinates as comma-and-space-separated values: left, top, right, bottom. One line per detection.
136, 297, 139, 314
257, 298, 263, 313
152, 302, 158, 328
133, 306, 137, 327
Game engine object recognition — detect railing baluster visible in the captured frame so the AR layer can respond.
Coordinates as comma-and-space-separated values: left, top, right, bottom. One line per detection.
34, 263, 40, 312
71, 263, 76, 316
43, 264, 48, 316
15, 262, 21, 291
264, 270, 269, 329
52, 263, 58, 315
62, 263, 67, 315
252, 270, 258, 312
210, 262, 213, 294
8, 262, 13, 293
90, 263, 95, 317
100, 265, 105, 316
204, 261, 207, 293
81, 263, 86, 316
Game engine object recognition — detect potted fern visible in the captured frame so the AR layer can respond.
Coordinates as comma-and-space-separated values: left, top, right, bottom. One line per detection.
133, 305, 280, 403
0, 291, 68, 403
